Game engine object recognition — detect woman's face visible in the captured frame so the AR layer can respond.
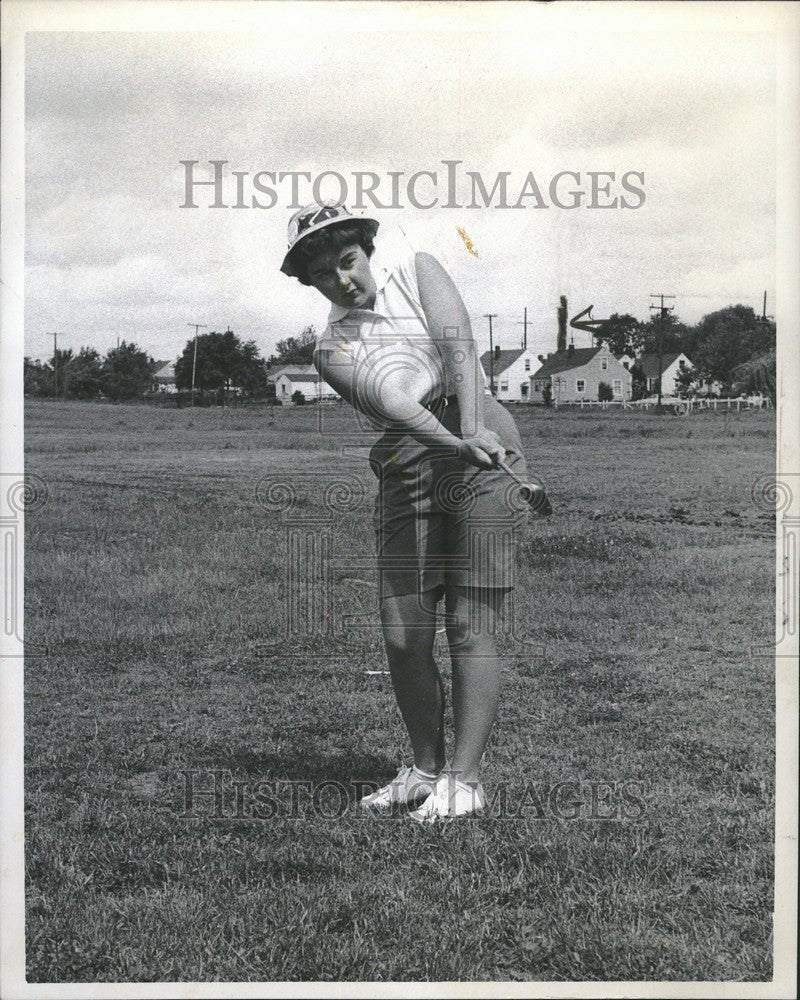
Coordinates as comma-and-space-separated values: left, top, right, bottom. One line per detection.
306, 243, 377, 310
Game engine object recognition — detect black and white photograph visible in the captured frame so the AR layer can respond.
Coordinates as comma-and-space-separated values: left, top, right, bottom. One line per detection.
1, 1, 798, 996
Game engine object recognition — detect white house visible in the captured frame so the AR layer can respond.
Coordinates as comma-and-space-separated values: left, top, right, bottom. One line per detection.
638, 352, 692, 397
152, 360, 178, 393
478, 347, 541, 402
615, 352, 636, 372
529, 345, 633, 404
269, 364, 339, 403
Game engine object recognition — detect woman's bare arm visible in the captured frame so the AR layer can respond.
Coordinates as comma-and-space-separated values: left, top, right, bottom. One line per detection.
315, 343, 462, 452
414, 252, 504, 466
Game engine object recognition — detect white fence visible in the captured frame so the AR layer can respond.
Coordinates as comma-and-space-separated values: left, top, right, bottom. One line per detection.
552, 396, 771, 413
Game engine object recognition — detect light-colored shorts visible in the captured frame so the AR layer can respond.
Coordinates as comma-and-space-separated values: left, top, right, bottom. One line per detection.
368, 395, 529, 600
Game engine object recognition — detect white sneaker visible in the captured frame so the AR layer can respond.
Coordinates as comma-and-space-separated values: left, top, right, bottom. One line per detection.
408, 773, 486, 823
358, 765, 439, 813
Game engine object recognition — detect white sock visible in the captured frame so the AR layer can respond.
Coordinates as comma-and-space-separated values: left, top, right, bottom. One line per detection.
411, 765, 439, 780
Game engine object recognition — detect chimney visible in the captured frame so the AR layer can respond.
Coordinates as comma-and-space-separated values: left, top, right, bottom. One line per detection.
557, 295, 568, 353
568, 343, 574, 354
537, 354, 545, 363
494, 344, 501, 359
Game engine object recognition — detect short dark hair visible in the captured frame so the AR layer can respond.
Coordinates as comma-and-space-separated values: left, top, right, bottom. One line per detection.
286, 220, 377, 285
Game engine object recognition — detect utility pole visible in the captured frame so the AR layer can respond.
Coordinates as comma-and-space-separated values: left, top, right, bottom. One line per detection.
47, 333, 60, 397
649, 293, 675, 410
187, 323, 207, 406
516, 307, 528, 350
485, 313, 498, 395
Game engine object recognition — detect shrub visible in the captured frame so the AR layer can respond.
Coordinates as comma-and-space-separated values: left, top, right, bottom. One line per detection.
598, 381, 614, 402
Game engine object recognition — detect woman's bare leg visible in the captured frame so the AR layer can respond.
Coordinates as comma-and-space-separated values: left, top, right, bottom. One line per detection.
379, 589, 446, 776
445, 586, 506, 784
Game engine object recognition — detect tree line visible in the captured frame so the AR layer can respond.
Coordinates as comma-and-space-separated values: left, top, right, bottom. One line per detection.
595, 304, 776, 402
24, 305, 776, 405
24, 327, 318, 403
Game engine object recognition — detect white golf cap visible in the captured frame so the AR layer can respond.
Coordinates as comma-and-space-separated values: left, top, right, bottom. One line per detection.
280, 201, 379, 277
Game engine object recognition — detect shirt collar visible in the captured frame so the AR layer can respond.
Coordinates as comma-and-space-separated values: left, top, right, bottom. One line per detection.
326, 254, 393, 323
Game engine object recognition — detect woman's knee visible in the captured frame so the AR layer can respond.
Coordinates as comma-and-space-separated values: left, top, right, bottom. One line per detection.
445, 587, 504, 652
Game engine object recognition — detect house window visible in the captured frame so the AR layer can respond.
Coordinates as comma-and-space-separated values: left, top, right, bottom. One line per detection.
521, 383, 529, 397
281, 383, 287, 394
500, 382, 508, 392
613, 379, 622, 395
679, 358, 686, 368
601, 358, 608, 371
576, 379, 586, 393
524, 359, 531, 371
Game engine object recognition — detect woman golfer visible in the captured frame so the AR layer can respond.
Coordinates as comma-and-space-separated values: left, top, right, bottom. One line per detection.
280, 202, 529, 821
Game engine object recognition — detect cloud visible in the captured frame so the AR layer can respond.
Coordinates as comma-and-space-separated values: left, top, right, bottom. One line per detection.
24, 22, 777, 362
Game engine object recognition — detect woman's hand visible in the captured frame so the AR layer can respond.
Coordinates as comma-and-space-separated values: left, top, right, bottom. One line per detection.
458, 426, 505, 469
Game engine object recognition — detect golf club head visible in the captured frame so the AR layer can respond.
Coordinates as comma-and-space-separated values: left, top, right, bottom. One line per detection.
517, 482, 553, 516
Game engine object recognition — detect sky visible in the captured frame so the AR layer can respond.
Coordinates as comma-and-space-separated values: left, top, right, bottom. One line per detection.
24, 3, 778, 365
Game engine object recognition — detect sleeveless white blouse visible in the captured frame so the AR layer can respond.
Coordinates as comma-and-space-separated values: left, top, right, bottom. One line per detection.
317, 247, 455, 401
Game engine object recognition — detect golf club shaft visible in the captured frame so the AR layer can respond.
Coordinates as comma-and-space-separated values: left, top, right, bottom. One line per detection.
497, 457, 525, 488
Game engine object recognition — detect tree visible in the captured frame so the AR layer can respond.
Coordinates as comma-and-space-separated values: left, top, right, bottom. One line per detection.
175, 328, 264, 400
690, 306, 775, 395
595, 314, 644, 356
597, 381, 613, 402
268, 325, 316, 367
47, 348, 74, 397
674, 363, 699, 399
64, 347, 103, 400
638, 311, 691, 356
24, 357, 54, 396
541, 382, 553, 407
291, 389, 306, 406
100, 341, 155, 400
629, 362, 647, 401
731, 348, 776, 405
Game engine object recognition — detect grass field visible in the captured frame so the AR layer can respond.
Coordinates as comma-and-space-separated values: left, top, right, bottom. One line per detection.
23, 398, 776, 983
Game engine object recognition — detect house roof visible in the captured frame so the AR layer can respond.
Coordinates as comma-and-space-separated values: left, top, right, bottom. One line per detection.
638, 353, 685, 378
153, 361, 176, 380
479, 349, 527, 376
270, 363, 318, 378
530, 347, 601, 379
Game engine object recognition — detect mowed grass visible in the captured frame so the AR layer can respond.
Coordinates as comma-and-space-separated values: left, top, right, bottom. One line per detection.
24, 399, 775, 982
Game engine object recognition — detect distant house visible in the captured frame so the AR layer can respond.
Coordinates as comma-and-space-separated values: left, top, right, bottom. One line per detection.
269, 364, 339, 403
638, 352, 692, 397
152, 360, 178, 393
478, 347, 541, 402
530, 345, 633, 404
615, 352, 636, 372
